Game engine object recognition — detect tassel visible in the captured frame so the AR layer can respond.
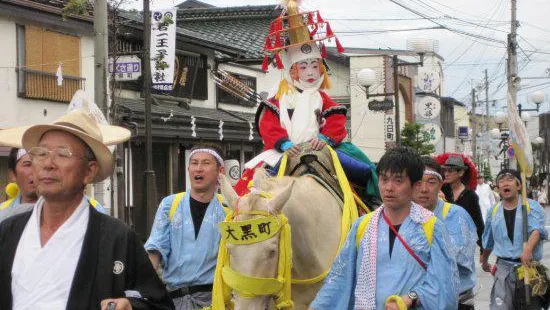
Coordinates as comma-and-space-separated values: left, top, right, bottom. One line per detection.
321, 43, 327, 58
310, 24, 318, 37
308, 12, 314, 25
317, 11, 324, 23
326, 24, 334, 37
265, 37, 272, 50
335, 37, 345, 53
275, 79, 289, 100
275, 53, 284, 69
275, 33, 282, 48
262, 56, 269, 72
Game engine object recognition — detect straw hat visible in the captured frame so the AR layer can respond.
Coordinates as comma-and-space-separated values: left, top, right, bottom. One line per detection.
0, 122, 130, 149
21, 110, 118, 182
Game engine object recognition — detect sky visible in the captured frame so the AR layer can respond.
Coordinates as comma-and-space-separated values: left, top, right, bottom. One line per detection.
131, 0, 550, 116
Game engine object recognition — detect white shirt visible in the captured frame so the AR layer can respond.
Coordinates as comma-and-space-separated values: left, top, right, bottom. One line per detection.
476, 183, 496, 221
11, 197, 89, 310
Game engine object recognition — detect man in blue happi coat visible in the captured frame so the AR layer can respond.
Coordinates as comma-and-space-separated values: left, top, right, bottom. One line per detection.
414, 156, 478, 309
310, 146, 458, 310
0, 148, 37, 224
481, 168, 547, 310
145, 146, 227, 310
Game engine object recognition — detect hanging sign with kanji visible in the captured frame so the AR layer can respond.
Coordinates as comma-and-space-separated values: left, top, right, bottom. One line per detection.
384, 114, 396, 143
422, 122, 442, 144
150, 8, 177, 91
417, 96, 441, 120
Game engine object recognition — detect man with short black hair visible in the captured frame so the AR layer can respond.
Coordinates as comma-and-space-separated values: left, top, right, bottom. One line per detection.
0, 110, 173, 310
0, 148, 37, 223
481, 168, 547, 310
310, 146, 458, 310
415, 156, 478, 309
145, 145, 227, 310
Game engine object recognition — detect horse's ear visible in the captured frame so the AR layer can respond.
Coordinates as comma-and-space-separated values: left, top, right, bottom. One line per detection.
268, 179, 294, 213
219, 173, 238, 211
253, 167, 269, 189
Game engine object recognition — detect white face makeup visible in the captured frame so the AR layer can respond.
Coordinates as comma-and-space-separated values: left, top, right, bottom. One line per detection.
296, 58, 321, 83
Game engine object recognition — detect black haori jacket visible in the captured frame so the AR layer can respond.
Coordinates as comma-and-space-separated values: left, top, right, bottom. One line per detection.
0, 206, 174, 310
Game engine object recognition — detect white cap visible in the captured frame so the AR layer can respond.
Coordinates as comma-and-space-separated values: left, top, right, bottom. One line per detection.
282, 42, 322, 69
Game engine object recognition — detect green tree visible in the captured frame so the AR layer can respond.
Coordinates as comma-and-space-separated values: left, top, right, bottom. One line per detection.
400, 123, 436, 155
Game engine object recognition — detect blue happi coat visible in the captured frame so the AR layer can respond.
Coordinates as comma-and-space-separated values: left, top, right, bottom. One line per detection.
144, 192, 226, 289
433, 199, 477, 294
311, 210, 458, 310
482, 197, 547, 261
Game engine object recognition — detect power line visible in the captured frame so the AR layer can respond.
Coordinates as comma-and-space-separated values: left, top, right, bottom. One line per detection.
389, 0, 506, 45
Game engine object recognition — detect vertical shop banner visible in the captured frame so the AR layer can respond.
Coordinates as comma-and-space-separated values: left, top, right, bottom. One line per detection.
151, 8, 177, 91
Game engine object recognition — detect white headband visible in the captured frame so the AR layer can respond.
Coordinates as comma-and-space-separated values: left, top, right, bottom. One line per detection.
16, 149, 28, 162
424, 169, 443, 181
189, 148, 224, 167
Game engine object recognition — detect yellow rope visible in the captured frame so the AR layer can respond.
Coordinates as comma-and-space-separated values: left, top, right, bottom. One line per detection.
211, 210, 294, 309
211, 147, 359, 308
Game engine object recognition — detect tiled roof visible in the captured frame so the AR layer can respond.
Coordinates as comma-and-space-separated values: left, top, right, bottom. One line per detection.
117, 97, 255, 123
176, 0, 215, 10
119, 5, 279, 60
177, 5, 279, 60
116, 97, 260, 141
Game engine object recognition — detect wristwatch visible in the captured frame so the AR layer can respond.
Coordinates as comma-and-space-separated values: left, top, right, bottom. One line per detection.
408, 291, 419, 308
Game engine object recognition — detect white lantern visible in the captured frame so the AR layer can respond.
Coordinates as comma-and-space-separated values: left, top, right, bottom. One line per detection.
494, 111, 506, 125
490, 128, 501, 139
357, 68, 377, 87
532, 91, 545, 104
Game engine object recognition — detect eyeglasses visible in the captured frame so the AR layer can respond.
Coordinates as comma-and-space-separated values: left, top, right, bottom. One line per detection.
28, 147, 85, 165
443, 169, 459, 174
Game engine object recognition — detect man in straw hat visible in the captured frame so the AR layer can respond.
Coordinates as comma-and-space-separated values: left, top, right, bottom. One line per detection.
414, 156, 478, 309
0, 110, 174, 310
481, 168, 547, 310
0, 148, 37, 224
310, 147, 458, 310
440, 154, 485, 252
145, 145, 227, 310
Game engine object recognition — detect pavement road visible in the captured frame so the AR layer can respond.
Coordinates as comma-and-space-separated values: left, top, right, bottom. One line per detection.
474, 205, 550, 308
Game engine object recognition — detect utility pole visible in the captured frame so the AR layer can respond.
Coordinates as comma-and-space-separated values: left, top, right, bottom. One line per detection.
472, 87, 477, 164
485, 69, 490, 167
507, 0, 518, 113
507, 0, 518, 170
143, 0, 157, 235
94, 0, 109, 207
94, 0, 108, 116
393, 55, 401, 146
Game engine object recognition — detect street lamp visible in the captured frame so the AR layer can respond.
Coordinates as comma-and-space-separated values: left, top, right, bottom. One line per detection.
357, 39, 436, 146
494, 111, 507, 127
518, 91, 545, 116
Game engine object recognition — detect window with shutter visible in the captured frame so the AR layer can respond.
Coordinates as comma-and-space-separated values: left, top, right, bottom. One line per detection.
17, 25, 85, 103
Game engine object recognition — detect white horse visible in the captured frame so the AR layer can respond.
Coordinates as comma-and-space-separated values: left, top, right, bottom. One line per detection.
218, 169, 343, 310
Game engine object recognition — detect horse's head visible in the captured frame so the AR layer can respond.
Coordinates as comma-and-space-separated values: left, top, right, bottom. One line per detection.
218, 170, 294, 310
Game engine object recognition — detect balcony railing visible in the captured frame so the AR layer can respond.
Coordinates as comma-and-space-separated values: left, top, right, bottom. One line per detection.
17, 68, 86, 103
